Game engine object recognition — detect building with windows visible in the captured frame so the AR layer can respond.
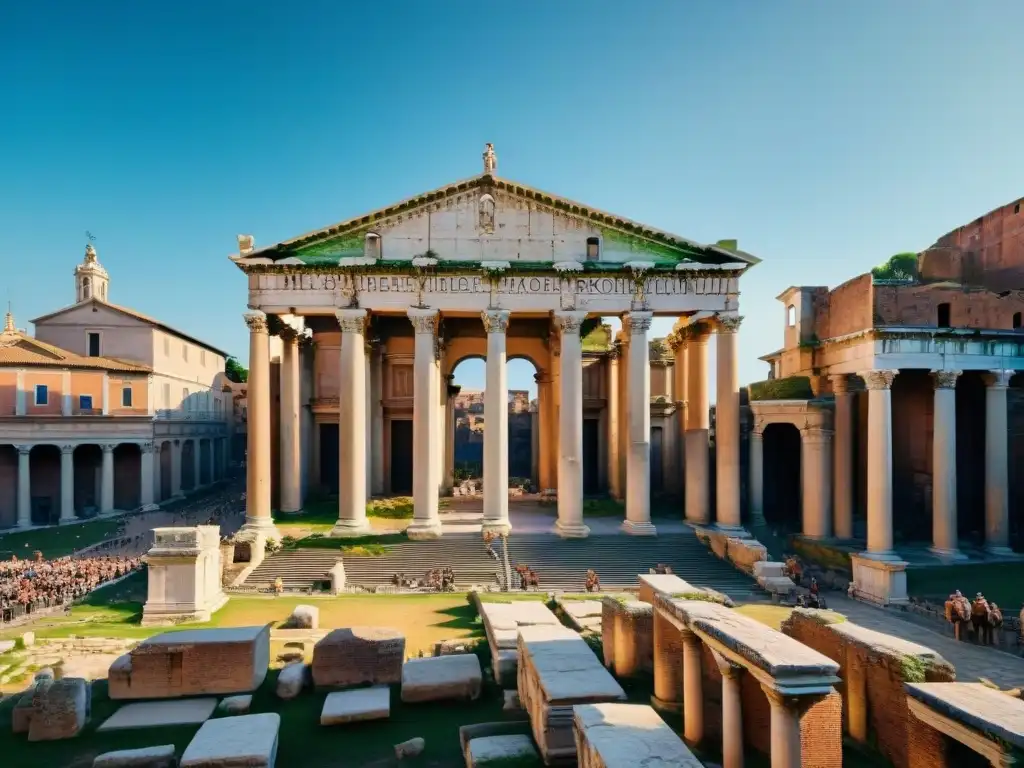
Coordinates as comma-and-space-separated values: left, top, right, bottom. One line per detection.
0, 244, 234, 530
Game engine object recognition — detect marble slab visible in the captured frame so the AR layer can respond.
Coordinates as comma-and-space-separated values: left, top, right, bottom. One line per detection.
574, 703, 702, 767
906, 682, 1024, 749
99, 698, 218, 732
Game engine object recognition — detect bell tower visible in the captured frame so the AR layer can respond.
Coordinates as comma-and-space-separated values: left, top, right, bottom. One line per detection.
74, 242, 110, 303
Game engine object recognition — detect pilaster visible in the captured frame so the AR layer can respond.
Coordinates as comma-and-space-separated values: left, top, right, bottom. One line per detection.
59, 444, 75, 522
16, 445, 31, 528
139, 442, 159, 511
100, 443, 116, 514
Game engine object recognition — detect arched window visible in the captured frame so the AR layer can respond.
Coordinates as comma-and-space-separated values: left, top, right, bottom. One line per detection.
82, 277, 92, 300
786, 305, 796, 327
1013, 312, 1022, 330
937, 302, 951, 328
478, 194, 496, 234
586, 237, 600, 261
364, 232, 381, 260
99, 283, 107, 301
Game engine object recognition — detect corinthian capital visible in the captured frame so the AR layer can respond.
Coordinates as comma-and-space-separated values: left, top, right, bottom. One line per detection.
717, 314, 743, 333
931, 370, 961, 390
553, 311, 587, 336
481, 309, 510, 334
625, 311, 653, 336
407, 308, 438, 336
335, 308, 368, 335
860, 370, 898, 390
984, 370, 1014, 389
243, 312, 268, 334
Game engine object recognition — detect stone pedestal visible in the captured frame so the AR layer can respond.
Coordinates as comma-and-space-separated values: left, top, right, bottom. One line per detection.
142, 526, 228, 625
850, 552, 908, 606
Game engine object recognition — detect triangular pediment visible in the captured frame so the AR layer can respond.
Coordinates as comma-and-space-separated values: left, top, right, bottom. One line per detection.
237, 173, 757, 270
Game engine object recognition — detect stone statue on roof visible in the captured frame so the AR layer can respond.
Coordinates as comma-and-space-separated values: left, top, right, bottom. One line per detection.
238, 234, 255, 255
84, 243, 97, 263
483, 143, 497, 175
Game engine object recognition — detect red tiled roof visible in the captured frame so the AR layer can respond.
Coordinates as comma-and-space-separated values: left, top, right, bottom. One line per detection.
0, 330, 152, 373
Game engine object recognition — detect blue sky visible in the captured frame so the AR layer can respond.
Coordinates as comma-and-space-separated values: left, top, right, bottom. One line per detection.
2, 1, 1022, 398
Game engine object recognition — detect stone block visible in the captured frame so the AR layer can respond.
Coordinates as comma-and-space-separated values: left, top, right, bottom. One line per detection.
433, 638, 472, 656
320, 686, 390, 725
142, 526, 227, 625
20, 631, 35, 648
312, 627, 405, 689
467, 734, 539, 766
93, 745, 178, 768
328, 562, 346, 595
401, 653, 482, 703
11, 685, 40, 734
0, 639, 15, 653
760, 575, 796, 595
601, 598, 653, 677
726, 538, 767, 574
574, 703, 702, 768
98, 699, 218, 732
394, 737, 424, 759
27, 677, 90, 742
275, 662, 307, 700
218, 695, 252, 715
109, 625, 271, 700
752, 561, 786, 580
180, 713, 280, 768
851, 553, 909, 605
637, 574, 699, 605
289, 605, 319, 630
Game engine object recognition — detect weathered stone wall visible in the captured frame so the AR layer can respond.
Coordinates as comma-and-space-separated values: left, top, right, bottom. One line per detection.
799, 690, 844, 768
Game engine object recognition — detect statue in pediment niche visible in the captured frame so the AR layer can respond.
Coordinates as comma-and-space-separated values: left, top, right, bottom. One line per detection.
479, 194, 496, 235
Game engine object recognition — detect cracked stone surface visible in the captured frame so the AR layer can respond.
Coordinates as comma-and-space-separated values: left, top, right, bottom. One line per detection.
574, 703, 702, 767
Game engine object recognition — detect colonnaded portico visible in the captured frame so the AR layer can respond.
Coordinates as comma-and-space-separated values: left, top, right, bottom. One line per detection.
231, 145, 760, 540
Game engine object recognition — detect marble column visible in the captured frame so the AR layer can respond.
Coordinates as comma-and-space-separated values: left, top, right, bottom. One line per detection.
371, 349, 385, 496
762, 687, 802, 768
192, 438, 202, 490
407, 308, 443, 539
863, 370, 897, 555
716, 316, 743, 530
672, 334, 688, 486
800, 427, 833, 539
536, 371, 554, 492
100, 443, 115, 514
681, 629, 703, 745
931, 370, 963, 558
749, 424, 764, 524
240, 312, 279, 539
170, 440, 183, 498
365, 341, 373, 499
16, 445, 31, 529
60, 444, 75, 522
140, 442, 158, 511
624, 311, 656, 535
617, 336, 629, 499
606, 349, 621, 500
443, 375, 456, 494
483, 309, 512, 534
332, 309, 370, 537
278, 327, 302, 513
685, 326, 711, 524
554, 311, 589, 538
715, 653, 745, 768
830, 374, 854, 539
985, 370, 1013, 554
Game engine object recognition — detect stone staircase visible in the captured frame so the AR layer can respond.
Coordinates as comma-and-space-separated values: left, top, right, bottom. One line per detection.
244, 531, 759, 599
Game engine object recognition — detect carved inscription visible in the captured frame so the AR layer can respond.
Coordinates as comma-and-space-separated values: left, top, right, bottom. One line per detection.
260, 273, 727, 296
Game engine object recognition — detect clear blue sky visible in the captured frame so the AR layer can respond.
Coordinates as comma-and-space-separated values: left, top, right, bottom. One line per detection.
3, 2, 1022, 398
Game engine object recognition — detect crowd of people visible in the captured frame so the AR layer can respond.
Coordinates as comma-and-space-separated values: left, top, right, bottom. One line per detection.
0, 553, 142, 621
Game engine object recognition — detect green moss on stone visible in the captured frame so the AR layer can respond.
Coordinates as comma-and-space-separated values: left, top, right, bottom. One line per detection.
748, 376, 814, 401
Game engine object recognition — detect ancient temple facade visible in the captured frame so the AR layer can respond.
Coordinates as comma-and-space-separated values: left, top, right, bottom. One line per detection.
232, 145, 758, 540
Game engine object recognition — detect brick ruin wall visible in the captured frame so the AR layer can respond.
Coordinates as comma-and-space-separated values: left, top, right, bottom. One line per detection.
781, 612, 955, 768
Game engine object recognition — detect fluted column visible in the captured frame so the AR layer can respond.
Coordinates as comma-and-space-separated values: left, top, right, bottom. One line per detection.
931, 370, 963, 558
407, 308, 443, 539
749, 424, 764, 524
60, 444, 75, 522
483, 309, 512, 534
278, 327, 302, 513
371, 349, 385, 496
100, 443, 115, 514
862, 370, 897, 555
800, 427, 832, 539
681, 628, 704, 744
830, 374, 854, 539
170, 440, 183, 498
715, 653, 745, 768
685, 326, 711, 524
140, 442, 158, 510
16, 445, 31, 528
624, 311, 656, 535
240, 312, 279, 539
332, 309, 370, 537
985, 370, 1013, 554
763, 687, 802, 768
554, 311, 589, 538
716, 316, 743, 530
606, 349, 622, 500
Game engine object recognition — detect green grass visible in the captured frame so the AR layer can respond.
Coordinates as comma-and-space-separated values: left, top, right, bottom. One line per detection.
907, 562, 1024, 607
292, 533, 407, 550
0, 518, 123, 560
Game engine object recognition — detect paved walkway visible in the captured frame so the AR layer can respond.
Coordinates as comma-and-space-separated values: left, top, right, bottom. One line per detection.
439, 498, 692, 535
826, 595, 1024, 689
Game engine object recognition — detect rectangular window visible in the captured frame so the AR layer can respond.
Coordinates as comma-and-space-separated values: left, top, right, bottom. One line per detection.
163, 382, 170, 407
122, 386, 133, 407
79, 394, 93, 411
34, 384, 48, 406
87, 332, 101, 357
163, 337, 170, 356
183, 343, 188, 362
200, 349, 206, 366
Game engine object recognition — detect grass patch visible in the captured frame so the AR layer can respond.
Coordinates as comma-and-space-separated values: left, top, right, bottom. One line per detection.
734, 603, 795, 631
0, 518, 122, 560
340, 543, 389, 557
366, 497, 414, 519
581, 498, 625, 518
292, 532, 407, 550
791, 538, 853, 574
906, 562, 1024, 607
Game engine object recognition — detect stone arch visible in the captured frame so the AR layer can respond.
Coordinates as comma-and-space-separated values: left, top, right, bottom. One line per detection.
761, 422, 802, 531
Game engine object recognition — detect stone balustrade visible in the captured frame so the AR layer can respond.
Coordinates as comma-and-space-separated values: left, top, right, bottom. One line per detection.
654, 594, 842, 768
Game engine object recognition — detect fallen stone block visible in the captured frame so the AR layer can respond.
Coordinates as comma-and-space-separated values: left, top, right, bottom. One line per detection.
180, 713, 280, 768
218, 695, 252, 715
467, 734, 539, 767
394, 737, 424, 759
289, 605, 319, 630
753, 560, 787, 580
28, 677, 90, 742
93, 744, 178, 768
726, 538, 767, 574
760, 575, 797, 595
312, 627, 405, 689
0, 639, 15, 653
401, 653, 482, 703
433, 639, 472, 656
11, 685, 39, 734
20, 631, 35, 648
98, 699, 218, 732
320, 686, 390, 726
275, 661, 307, 700
503, 689, 522, 711
574, 702, 702, 767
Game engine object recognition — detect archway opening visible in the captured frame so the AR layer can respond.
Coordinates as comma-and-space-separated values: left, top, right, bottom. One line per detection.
0, 445, 17, 529
114, 443, 142, 511
29, 445, 61, 526
74, 444, 102, 516
762, 423, 801, 531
